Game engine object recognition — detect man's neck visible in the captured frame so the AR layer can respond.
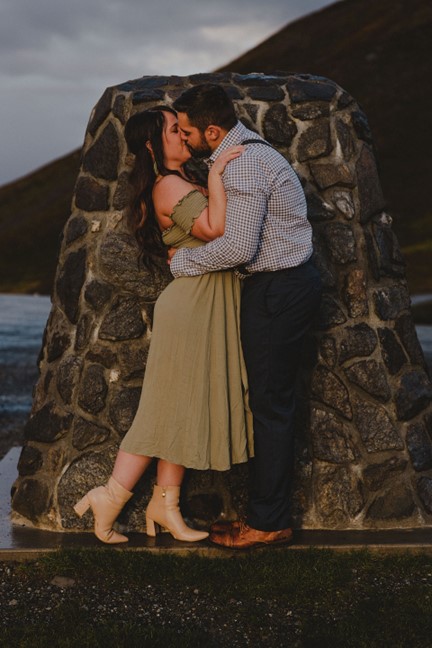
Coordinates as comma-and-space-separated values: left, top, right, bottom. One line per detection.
208, 121, 241, 161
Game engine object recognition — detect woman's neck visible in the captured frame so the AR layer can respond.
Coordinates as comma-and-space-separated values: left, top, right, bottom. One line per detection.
166, 162, 186, 178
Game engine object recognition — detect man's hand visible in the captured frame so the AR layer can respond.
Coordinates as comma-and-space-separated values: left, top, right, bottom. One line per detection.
167, 247, 178, 265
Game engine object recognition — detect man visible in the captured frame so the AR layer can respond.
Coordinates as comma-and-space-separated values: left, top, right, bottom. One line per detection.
171, 84, 322, 549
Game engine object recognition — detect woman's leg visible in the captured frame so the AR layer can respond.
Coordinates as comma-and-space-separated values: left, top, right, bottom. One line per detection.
156, 459, 185, 486
112, 450, 153, 491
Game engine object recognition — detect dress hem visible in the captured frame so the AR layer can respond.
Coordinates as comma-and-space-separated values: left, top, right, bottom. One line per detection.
118, 445, 251, 472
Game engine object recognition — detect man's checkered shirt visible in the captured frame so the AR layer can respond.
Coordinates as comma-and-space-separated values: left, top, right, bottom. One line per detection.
170, 121, 313, 278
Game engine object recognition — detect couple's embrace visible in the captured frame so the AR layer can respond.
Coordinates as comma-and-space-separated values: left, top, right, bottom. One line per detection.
74, 84, 322, 549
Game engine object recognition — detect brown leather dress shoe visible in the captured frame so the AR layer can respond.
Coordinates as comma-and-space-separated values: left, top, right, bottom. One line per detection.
210, 519, 242, 534
209, 521, 293, 549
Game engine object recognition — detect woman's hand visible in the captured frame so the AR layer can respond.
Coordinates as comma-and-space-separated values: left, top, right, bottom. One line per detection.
167, 247, 177, 264
190, 145, 244, 243
210, 145, 244, 177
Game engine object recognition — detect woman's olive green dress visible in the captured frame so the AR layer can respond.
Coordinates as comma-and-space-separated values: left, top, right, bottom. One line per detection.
120, 190, 253, 470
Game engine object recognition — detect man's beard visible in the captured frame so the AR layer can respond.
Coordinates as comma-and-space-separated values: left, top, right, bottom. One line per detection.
187, 132, 212, 158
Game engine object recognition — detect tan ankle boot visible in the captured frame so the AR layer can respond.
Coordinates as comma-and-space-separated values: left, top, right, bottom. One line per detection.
146, 485, 208, 542
74, 476, 133, 544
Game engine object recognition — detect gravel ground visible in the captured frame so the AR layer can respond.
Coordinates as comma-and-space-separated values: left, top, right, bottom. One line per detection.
1, 554, 432, 647
0, 561, 304, 646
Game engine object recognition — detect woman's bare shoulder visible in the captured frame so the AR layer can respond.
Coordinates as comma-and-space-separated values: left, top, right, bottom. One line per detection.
153, 174, 197, 215
153, 174, 192, 193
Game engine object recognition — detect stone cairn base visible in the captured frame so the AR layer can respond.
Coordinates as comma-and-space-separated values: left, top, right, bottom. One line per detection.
11, 72, 432, 532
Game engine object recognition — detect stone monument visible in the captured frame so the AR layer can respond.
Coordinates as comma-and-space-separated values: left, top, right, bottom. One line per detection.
11, 72, 432, 533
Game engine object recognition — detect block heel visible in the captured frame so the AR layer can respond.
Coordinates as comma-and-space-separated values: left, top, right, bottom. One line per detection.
145, 516, 162, 537
74, 495, 90, 518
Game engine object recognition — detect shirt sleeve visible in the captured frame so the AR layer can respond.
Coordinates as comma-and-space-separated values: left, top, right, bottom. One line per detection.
170, 154, 269, 277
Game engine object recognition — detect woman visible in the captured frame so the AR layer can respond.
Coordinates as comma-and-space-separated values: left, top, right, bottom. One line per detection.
74, 106, 253, 543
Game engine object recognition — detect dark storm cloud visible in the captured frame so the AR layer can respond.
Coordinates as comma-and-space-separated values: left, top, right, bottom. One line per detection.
0, 0, 326, 76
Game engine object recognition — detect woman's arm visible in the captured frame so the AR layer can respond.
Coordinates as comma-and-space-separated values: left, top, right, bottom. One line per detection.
191, 146, 244, 242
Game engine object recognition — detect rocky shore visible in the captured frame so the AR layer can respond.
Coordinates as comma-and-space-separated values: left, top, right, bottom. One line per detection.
0, 364, 37, 461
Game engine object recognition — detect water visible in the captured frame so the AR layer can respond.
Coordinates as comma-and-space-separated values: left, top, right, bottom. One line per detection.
0, 294, 51, 418
0, 294, 51, 365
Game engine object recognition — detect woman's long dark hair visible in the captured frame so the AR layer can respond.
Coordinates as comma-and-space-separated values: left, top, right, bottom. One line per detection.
124, 106, 183, 271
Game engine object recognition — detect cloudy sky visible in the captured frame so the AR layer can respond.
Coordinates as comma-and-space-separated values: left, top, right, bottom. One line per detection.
0, 0, 335, 185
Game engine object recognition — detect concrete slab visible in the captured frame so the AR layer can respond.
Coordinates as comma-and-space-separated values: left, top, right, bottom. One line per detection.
1, 448, 432, 561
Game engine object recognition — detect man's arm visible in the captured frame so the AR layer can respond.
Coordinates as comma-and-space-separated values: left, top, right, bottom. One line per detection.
170, 156, 269, 277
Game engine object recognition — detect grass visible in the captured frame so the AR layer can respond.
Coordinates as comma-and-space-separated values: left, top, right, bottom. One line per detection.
2, 548, 432, 646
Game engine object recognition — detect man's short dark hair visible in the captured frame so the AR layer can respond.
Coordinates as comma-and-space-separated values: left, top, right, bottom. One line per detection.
173, 84, 237, 133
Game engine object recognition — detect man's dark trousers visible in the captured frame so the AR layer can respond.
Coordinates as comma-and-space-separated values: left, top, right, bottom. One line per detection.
240, 259, 322, 531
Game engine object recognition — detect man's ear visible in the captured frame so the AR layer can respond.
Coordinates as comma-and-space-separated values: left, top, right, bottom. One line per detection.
205, 125, 222, 142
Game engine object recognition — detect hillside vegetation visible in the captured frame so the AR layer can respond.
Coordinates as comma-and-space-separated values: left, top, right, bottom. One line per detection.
0, 150, 80, 294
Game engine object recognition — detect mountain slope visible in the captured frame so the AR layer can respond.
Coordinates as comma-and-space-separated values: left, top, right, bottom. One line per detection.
0, 150, 81, 293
